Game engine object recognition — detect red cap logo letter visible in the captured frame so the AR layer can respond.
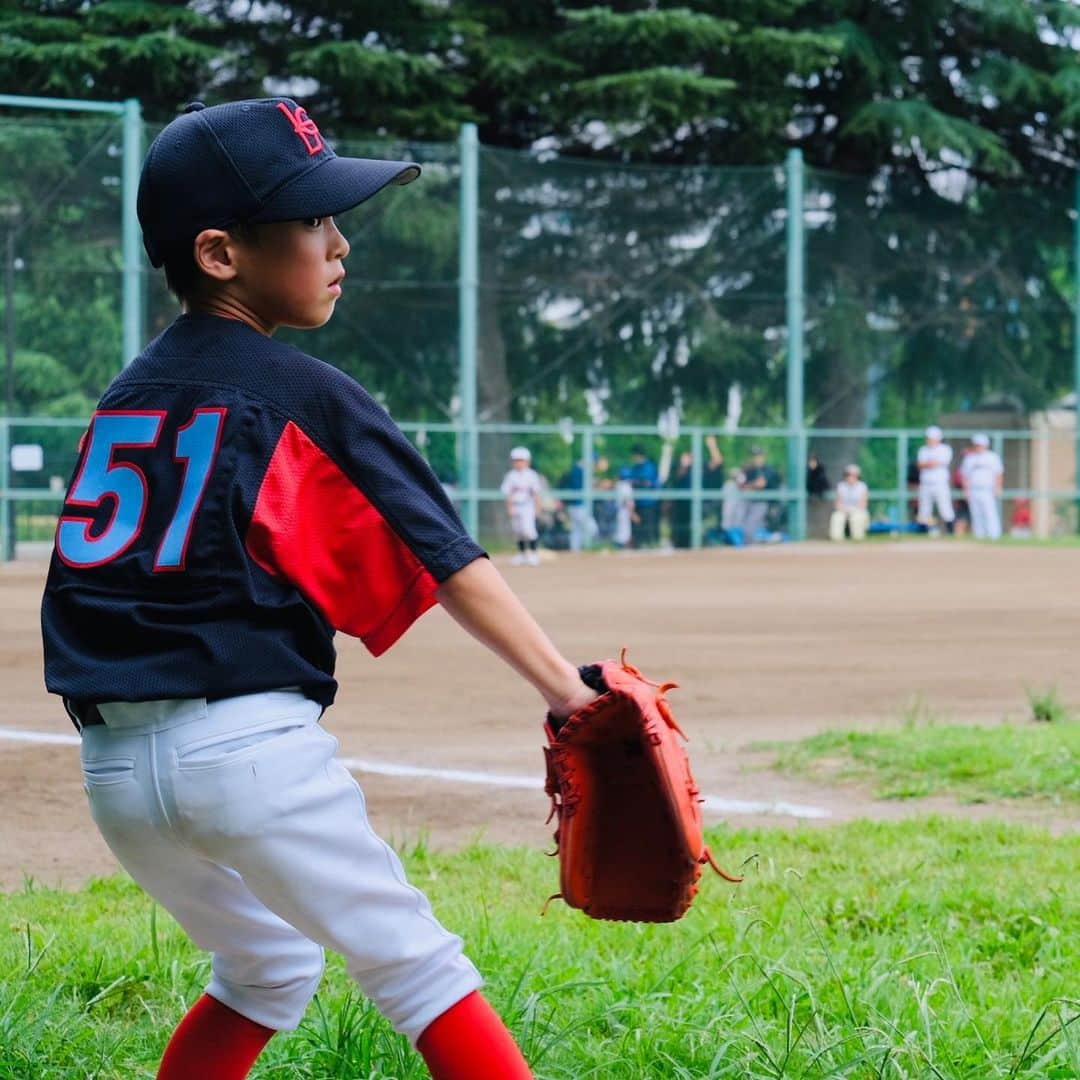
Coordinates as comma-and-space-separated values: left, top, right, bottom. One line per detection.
277, 102, 325, 156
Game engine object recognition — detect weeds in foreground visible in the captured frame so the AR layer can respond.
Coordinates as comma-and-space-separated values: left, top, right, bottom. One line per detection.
1026, 685, 1071, 724
0, 819, 1077, 1078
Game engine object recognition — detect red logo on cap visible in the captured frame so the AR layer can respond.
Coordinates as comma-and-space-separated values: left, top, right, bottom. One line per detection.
277, 102, 324, 155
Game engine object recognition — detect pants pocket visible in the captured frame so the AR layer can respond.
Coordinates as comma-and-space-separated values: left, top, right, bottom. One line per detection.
82, 756, 136, 787
175, 719, 313, 771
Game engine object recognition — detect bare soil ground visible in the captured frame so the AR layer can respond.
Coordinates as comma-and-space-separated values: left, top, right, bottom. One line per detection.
3, 541, 1078, 890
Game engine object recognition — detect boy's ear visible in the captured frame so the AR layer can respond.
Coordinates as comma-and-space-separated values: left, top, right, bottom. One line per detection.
192, 228, 238, 282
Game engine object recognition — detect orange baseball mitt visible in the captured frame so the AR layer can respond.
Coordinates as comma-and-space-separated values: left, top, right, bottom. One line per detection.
542, 651, 742, 923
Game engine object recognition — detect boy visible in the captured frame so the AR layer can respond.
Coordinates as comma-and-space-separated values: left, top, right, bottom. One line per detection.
613, 466, 636, 549
960, 433, 1004, 539
40, 99, 597, 1080
916, 425, 955, 533
500, 446, 542, 565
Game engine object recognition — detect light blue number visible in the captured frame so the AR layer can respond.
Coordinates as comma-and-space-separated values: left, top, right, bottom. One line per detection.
155, 409, 226, 570
56, 412, 164, 567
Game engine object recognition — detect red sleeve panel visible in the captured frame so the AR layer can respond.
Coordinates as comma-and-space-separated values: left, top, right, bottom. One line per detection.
246, 420, 438, 656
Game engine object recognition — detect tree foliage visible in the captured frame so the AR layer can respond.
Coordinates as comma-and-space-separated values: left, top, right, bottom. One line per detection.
0, 0, 1075, 453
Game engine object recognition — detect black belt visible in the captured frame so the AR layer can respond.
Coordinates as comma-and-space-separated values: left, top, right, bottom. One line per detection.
64, 699, 104, 731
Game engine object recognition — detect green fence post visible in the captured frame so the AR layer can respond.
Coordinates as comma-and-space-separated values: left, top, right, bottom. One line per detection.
1, 418, 10, 561
122, 98, 144, 365
1074, 169, 1080, 530
458, 123, 479, 537
896, 432, 909, 527
786, 149, 806, 540
690, 427, 703, 549
582, 427, 594, 549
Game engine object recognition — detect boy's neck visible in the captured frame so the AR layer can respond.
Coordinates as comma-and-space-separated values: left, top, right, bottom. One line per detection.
184, 296, 276, 337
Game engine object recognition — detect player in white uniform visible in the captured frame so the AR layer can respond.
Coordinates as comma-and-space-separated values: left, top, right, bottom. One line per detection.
501, 447, 543, 565
916, 425, 955, 532
613, 467, 636, 548
961, 433, 1004, 539
829, 464, 870, 541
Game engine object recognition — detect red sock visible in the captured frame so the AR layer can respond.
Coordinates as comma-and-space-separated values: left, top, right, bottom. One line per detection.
157, 993, 275, 1079
417, 991, 532, 1079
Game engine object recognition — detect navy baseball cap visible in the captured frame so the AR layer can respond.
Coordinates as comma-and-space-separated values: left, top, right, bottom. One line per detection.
137, 98, 421, 267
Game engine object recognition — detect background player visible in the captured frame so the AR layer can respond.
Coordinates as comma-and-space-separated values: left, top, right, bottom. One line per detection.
40, 99, 598, 1080
829, 463, 869, 542
961, 433, 1005, 539
916, 425, 956, 534
501, 446, 543, 565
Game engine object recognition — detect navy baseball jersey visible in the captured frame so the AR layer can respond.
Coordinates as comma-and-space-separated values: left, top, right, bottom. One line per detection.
42, 312, 485, 715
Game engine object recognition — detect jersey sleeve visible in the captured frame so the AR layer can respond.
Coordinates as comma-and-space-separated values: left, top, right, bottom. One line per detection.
243, 365, 486, 657
500, 472, 513, 497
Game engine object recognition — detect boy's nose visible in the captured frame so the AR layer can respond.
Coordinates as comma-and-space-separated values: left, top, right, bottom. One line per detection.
328, 219, 350, 259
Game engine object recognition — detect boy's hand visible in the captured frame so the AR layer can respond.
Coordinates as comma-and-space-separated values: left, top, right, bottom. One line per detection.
548, 672, 600, 721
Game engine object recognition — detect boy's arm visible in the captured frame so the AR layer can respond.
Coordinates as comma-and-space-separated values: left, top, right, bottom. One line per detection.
437, 557, 597, 719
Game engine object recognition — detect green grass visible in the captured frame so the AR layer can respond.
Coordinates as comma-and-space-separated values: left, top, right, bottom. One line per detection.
1, 820, 1077, 1078
765, 720, 1080, 804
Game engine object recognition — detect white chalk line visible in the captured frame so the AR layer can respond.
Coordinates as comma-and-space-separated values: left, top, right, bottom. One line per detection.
0, 726, 831, 820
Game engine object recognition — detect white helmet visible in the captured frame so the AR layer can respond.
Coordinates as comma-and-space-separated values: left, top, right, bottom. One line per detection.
510, 446, 531, 462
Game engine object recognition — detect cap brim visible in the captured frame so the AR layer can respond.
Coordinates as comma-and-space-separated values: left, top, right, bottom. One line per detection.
250, 155, 420, 224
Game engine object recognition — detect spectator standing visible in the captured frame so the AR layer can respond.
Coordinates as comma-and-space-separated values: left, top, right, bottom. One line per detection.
591, 454, 616, 542
628, 444, 660, 546
806, 452, 829, 498
663, 442, 723, 549
740, 446, 780, 541
557, 457, 598, 552
829, 464, 870, 541
665, 451, 694, 549
500, 447, 542, 565
660, 451, 695, 548
806, 450, 831, 538
720, 467, 745, 537
916, 426, 956, 534
701, 434, 726, 538
961, 433, 1004, 539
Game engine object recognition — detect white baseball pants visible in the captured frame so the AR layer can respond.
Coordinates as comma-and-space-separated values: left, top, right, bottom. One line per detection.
510, 505, 538, 542
79, 691, 481, 1041
829, 508, 869, 541
917, 483, 955, 525
968, 488, 1001, 539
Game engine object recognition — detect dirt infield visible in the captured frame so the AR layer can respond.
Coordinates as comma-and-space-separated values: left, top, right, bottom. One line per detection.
3, 541, 1078, 889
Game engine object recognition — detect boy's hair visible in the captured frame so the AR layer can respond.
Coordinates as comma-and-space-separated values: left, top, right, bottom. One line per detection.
162, 222, 260, 302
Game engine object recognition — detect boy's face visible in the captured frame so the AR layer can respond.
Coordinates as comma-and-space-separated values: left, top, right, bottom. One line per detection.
223, 216, 349, 331
513, 458, 529, 470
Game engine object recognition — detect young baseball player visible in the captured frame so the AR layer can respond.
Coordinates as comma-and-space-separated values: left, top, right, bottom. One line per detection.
40, 99, 598, 1080
500, 446, 543, 565
613, 466, 636, 549
960, 433, 1004, 539
916, 425, 956, 533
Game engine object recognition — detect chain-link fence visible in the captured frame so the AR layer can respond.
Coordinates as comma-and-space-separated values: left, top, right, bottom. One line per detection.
5, 417, 1080, 559
1, 101, 1077, 556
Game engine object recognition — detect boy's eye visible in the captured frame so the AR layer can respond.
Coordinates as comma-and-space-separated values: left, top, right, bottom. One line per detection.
302, 217, 323, 228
